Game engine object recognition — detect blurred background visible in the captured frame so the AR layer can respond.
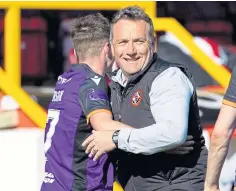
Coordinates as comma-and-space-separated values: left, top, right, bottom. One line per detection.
0, 1, 236, 191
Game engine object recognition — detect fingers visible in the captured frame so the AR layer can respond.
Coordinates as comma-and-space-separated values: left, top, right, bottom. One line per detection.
179, 146, 194, 151
93, 150, 105, 161
186, 135, 193, 140
181, 140, 195, 147
87, 146, 105, 161
85, 141, 96, 154
166, 150, 189, 155
167, 147, 193, 154
82, 135, 94, 148
89, 146, 99, 158
166, 145, 194, 155
200, 139, 205, 144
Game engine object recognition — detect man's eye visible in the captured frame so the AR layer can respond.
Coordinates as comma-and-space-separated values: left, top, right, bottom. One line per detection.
118, 41, 127, 45
136, 40, 145, 44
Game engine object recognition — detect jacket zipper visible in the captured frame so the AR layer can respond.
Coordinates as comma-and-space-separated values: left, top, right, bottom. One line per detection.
119, 81, 132, 121
112, 83, 122, 121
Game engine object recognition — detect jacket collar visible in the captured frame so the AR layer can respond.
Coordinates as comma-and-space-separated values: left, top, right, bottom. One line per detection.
107, 53, 159, 86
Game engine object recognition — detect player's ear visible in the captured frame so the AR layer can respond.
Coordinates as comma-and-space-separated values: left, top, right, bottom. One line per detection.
103, 42, 109, 55
73, 48, 79, 61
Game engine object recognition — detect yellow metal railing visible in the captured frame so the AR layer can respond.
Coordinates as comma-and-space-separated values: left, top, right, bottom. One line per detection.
0, 2, 232, 191
4, 6, 21, 85
153, 17, 231, 87
0, 1, 231, 129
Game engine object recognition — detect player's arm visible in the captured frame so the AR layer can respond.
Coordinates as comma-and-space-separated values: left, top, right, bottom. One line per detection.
205, 105, 236, 190
89, 112, 132, 131
205, 65, 236, 190
78, 77, 132, 131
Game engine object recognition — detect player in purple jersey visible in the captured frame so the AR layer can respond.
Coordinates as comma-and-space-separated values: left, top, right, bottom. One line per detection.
40, 13, 133, 191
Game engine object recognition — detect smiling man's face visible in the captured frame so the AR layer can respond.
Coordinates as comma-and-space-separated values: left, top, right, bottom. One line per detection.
111, 19, 152, 76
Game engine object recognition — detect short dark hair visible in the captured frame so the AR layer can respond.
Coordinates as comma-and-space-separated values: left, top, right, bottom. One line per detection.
70, 13, 110, 60
110, 6, 154, 48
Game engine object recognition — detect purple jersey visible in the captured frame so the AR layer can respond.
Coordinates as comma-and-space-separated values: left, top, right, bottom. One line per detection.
41, 64, 114, 191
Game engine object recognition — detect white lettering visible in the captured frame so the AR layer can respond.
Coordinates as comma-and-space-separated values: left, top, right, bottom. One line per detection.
44, 172, 55, 184
49, 178, 55, 183
58, 76, 71, 84
52, 90, 64, 102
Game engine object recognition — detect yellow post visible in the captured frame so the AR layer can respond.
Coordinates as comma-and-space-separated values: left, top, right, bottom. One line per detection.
4, 6, 21, 85
153, 18, 231, 88
0, 67, 47, 128
0, 1, 231, 129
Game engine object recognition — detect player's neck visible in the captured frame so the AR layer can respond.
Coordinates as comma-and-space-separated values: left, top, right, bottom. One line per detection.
81, 57, 104, 76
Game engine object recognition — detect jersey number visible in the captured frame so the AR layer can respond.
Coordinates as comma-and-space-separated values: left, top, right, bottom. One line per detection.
44, 109, 60, 154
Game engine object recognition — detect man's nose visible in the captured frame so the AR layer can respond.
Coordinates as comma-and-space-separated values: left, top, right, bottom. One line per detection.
126, 41, 137, 56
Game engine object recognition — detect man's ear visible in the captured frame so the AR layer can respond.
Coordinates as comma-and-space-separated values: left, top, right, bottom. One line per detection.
154, 35, 157, 52
110, 42, 115, 56
107, 43, 114, 60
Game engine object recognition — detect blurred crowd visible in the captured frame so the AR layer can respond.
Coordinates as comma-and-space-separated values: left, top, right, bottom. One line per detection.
0, 2, 235, 86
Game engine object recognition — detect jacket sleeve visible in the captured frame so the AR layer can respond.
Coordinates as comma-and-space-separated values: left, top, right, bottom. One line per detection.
117, 67, 194, 155
78, 76, 111, 123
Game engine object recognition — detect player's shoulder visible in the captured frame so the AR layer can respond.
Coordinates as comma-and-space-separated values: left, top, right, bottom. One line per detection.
80, 74, 107, 92
227, 63, 236, 93
223, 63, 236, 106
71, 64, 105, 80
57, 64, 95, 84
78, 73, 108, 103
231, 63, 236, 81
71, 65, 106, 90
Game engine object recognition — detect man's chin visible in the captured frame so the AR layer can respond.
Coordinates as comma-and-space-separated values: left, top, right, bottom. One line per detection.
125, 70, 140, 77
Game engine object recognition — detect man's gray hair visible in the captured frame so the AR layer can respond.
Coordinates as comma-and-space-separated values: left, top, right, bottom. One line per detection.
70, 13, 110, 61
110, 6, 155, 48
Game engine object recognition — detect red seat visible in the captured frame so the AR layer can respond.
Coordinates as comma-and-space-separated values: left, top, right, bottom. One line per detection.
225, 45, 236, 54
186, 20, 232, 33
185, 20, 233, 44
0, 17, 48, 79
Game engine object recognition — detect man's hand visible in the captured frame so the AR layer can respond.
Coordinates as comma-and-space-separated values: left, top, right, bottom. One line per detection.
82, 130, 116, 161
166, 135, 194, 154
